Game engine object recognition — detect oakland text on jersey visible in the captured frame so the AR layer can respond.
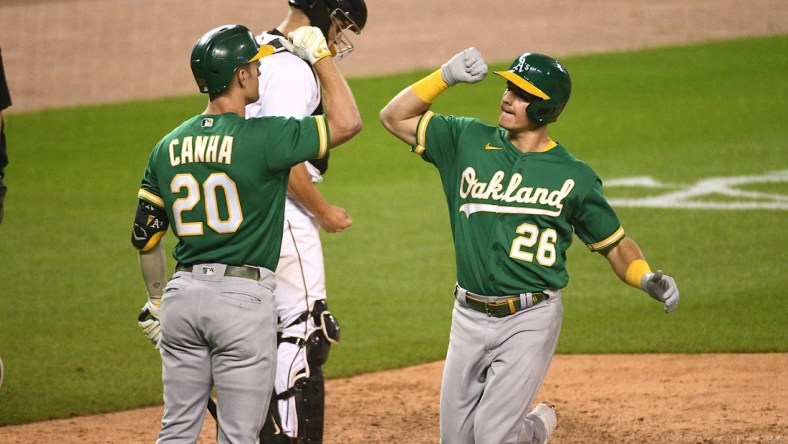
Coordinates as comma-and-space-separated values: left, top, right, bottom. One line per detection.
168, 135, 234, 166
458, 166, 575, 217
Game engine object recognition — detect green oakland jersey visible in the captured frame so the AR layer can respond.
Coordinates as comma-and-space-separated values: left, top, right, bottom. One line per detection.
414, 111, 624, 294
137, 112, 329, 270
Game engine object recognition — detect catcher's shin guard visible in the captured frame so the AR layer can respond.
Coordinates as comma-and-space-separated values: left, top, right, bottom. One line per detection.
295, 366, 326, 443
260, 367, 326, 444
261, 301, 338, 444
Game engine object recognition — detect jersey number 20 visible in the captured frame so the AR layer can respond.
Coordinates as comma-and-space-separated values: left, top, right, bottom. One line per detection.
509, 222, 557, 266
171, 173, 243, 236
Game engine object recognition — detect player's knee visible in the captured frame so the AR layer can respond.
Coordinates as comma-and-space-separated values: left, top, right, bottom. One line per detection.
305, 329, 330, 366
305, 300, 340, 366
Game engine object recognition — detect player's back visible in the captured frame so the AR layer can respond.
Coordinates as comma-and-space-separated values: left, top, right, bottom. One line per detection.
142, 112, 326, 269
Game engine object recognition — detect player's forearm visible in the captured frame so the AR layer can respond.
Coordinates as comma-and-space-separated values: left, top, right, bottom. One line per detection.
287, 163, 330, 216
139, 240, 167, 297
602, 237, 648, 286
380, 69, 452, 145
313, 58, 362, 148
379, 86, 433, 146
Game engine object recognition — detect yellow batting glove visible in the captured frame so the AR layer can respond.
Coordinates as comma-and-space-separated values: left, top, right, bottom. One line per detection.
288, 26, 331, 65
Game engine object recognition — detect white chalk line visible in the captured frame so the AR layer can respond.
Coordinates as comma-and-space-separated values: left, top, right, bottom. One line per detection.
604, 170, 788, 210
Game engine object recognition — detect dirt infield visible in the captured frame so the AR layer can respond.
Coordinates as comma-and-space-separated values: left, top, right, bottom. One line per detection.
0, 0, 786, 442
2, 354, 786, 443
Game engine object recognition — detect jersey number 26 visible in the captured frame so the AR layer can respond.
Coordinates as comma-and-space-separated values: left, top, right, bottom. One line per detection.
509, 222, 557, 267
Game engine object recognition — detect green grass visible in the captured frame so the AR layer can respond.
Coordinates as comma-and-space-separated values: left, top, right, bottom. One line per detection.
0, 35, 786, 425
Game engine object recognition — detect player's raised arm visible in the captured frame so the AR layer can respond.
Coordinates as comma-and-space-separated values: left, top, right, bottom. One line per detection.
287, 26, 362, 148
380, 47, 488, 146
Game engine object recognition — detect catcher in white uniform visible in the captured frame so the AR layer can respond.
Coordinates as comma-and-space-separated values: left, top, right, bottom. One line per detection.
245, 1, 367, 442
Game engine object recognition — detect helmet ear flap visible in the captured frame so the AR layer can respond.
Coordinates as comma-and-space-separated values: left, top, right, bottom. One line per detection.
310, 0, 333, 37
525, 102, 546, 126
526, 100, 566, 126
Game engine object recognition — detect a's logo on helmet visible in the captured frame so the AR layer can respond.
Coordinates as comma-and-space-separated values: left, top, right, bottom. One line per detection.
513, 55, 529, 73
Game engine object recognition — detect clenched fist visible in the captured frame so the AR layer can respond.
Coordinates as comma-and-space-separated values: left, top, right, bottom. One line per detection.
441, 47, 488, 86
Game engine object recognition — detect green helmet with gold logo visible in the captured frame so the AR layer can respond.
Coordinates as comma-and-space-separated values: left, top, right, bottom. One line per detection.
190, 24, 275, 94
495, 52, 571, 125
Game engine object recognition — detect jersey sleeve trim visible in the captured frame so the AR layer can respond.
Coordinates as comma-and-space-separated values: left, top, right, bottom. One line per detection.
586, 226, 625, 251
138, 188, 164, 208
315, 115, 328, 159
411, 110, 435, 155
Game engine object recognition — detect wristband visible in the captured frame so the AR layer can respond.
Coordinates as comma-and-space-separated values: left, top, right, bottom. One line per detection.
411, 69, 449, 103
625, 259, 652, 288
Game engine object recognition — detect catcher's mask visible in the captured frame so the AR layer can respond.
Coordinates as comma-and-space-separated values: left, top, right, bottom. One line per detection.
190, 24, 276, 94
494, 52, 571, 125
288, 0, 367, 60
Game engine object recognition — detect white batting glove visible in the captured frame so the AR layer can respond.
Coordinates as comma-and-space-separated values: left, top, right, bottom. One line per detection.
143, 296, 161, 319
287, 26, 332, 65
641, 271, 680, 313
441, 47, 488, 86
138, 296, 162, 349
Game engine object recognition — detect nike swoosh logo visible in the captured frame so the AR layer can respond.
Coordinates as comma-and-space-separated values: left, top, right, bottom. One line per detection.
485, 143, 503, 151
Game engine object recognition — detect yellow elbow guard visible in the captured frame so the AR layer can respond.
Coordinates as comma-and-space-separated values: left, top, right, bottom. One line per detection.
138, 231, 166, 253
411, 69, 449, 103
625, 259, 652, 288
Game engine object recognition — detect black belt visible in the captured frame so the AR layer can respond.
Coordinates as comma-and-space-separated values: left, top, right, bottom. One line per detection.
175, 263, 261, 280
458, 287, 549, 317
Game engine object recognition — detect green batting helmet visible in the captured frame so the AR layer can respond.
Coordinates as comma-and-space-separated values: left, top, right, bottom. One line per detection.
494, 52, 571, 125
190, 24, 275, 94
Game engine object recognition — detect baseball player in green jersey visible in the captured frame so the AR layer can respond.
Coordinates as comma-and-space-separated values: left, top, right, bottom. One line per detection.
380, 48, 679, 443
131, 24, 360, 443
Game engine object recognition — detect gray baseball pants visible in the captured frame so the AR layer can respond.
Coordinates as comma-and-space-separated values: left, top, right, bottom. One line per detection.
157, 264, 278, 444
440, 289, 563, 444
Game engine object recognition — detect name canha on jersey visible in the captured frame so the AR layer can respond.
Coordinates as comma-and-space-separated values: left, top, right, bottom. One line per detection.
137, 113, 328, 270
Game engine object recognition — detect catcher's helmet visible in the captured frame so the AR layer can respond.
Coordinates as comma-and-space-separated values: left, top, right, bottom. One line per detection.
288, 0, 367, 60
190, 24, 276, 94
495, 52, 571, 125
